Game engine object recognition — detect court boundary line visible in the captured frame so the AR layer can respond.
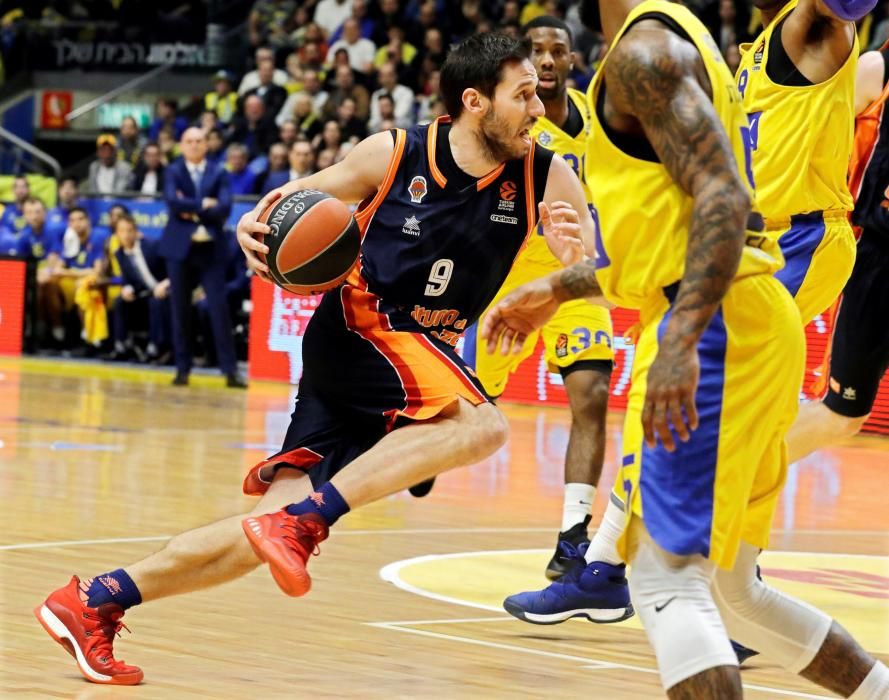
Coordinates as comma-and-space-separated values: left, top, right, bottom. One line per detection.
368, 620, 834, 699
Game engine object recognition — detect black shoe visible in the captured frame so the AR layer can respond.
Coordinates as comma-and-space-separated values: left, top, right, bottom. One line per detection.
408, 477, 436, 497
545, 515, 592, 581
226, 372, 248, 389
172, 372, 189, 386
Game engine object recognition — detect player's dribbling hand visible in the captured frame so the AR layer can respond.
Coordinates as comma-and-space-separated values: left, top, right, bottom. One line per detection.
481, 276, 561, 356
540, 201, 585, 267
641, 346, 700, 452
236, 190, 282, 282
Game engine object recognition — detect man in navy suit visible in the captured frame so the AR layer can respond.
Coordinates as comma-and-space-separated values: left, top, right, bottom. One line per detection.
112, 214, 171, 362
160, 127, 247, 387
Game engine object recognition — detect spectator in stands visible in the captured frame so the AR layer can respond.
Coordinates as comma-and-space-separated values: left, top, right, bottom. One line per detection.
279, 119, 299, 148
370, 62, 415, 129
277, 68, 328, 124
148, 98, 188, 141
205, 70, 239, 126
416, 68, 440, 123
198, 110, 220, 133
519, 0, 547, 25
132, 143, 166, 196
88, 134, 133, 194
278, 93, 323, 140
160, 127, 245, 388
316, 147, 338, 170
263, 138, 316, 193
243, 58, 289, 119
336, 96, 368, 142
328, 17, 376, 74
500, 0, 521, 24
368, 93, 397, 133
374, 25, 418, 76
15, 197, 60, 260
118, 116, 146, 168
422, 27, 447, 67
314, 119, 344, 156
374, 0, 404, 45
40, 207, 107, 349
206, 128, 226, 166
229, 95, 277, 159
259, 142, 289, 193
225, 144, 258, 196
157, 127, 179, 165
249, 0, 297, 48
283, 53, 305, 92
725, 42, 741, 74
325, 63, 370, 121
112, 214, 171, 363
238, 47, 289, 96
314, 0, 354, 39
328, 0, 374, 43
47, 177, 81, 233
409, 1, 446, 49
0, 175, 30, 239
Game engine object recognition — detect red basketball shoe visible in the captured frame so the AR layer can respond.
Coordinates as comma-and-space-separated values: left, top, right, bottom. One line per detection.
34, 576, 143, 685
242, 509, 329, 597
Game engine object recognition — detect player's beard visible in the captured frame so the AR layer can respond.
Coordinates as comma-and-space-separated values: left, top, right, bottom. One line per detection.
479, 108, 531, 162
536, 79, 565, 103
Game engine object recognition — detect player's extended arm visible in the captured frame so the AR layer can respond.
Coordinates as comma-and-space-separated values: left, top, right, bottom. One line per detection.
856, 50, 886, 115
236, 130, 395, 279
609, 24, 752, 450
780, 0, 869, 83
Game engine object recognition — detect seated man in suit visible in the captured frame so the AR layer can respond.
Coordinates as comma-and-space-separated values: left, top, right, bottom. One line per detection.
160, 127, 246, 388
112, 214, 171, 363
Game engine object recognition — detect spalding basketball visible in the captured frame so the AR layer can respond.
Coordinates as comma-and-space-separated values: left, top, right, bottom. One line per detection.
257, 189, 360, 296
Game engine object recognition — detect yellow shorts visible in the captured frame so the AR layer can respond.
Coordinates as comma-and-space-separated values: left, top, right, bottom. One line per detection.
615, 273, 804, 571
469, 263, 613, 397
770, 212, 856, 325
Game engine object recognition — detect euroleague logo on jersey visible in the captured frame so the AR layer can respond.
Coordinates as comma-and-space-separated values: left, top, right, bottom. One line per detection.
498, 180, 517, 213
409, 175, 428, 204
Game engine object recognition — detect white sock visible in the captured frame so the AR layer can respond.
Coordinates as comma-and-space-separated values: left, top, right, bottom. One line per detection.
585, 495, 625, 565
561, 483, 595, 532
850, 662, 889, 700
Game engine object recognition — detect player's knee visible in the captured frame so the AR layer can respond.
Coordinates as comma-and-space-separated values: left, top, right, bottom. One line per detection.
571, 375, 610, 426
471, 403, 509, 456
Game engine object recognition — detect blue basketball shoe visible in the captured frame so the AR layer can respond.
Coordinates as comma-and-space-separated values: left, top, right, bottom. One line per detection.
504, 544, 634, 625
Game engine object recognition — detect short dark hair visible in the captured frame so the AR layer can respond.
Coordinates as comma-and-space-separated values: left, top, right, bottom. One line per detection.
522, 16, 574, 46
59, 176, 78, 188
440, 32, 530, 119
68, 206, 89, 219
113, 214, 136, 233
23, 196, 45, 208
110, 203, 131, 216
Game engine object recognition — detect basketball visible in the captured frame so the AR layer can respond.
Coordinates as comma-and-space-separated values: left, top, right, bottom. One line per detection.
257, 189, 360, 296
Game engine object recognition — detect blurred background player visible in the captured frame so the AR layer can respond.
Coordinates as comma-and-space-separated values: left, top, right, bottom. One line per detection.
486, 3, 889, 698
463, 15, 618, 586
786, 41, 889, 462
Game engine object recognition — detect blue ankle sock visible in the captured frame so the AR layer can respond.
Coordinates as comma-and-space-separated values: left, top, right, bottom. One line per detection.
85, 569, 142, 610
285, 482, 350, 526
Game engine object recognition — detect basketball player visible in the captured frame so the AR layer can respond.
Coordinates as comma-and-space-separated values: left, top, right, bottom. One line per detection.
460, 16, 618, 584
484, 2, 889, 698
503, 0, 876, 640
34, 34, 595, 685
782, 46, 889, 463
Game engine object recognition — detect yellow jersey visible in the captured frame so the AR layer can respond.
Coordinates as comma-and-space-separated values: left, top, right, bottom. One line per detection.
521, 87, 590, 267
736, 0, 857, 220
585, 0, 781, 312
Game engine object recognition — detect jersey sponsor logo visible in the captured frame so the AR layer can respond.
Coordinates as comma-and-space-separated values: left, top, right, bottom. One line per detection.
843, 387, 857, 401
555, 333, 568, 358
402, 215, 421, 236
490, 213, 518, 225
408, 175, 428, 204
537, 131, 552, 147
411, 304, 467, 331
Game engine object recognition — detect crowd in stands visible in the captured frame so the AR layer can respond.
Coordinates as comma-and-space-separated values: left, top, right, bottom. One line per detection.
3, 0, 889, 369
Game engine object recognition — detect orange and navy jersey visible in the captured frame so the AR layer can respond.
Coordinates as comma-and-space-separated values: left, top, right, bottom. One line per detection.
348, 116, 554, 343
850, 47, 889, 237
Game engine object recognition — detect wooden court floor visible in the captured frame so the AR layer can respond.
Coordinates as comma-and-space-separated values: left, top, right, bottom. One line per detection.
1, 356, 887, 699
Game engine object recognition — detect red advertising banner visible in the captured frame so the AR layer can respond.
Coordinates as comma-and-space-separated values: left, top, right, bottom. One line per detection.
0, 258, 26, 355
247, 278, 889, 435
40, 91, 72, 129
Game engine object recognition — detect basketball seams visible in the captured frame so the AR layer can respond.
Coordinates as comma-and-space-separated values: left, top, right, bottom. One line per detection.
275, 198, 353, 273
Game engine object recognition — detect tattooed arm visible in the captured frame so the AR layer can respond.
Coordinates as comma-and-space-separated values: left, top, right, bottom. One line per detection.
609, 22, 751, 451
